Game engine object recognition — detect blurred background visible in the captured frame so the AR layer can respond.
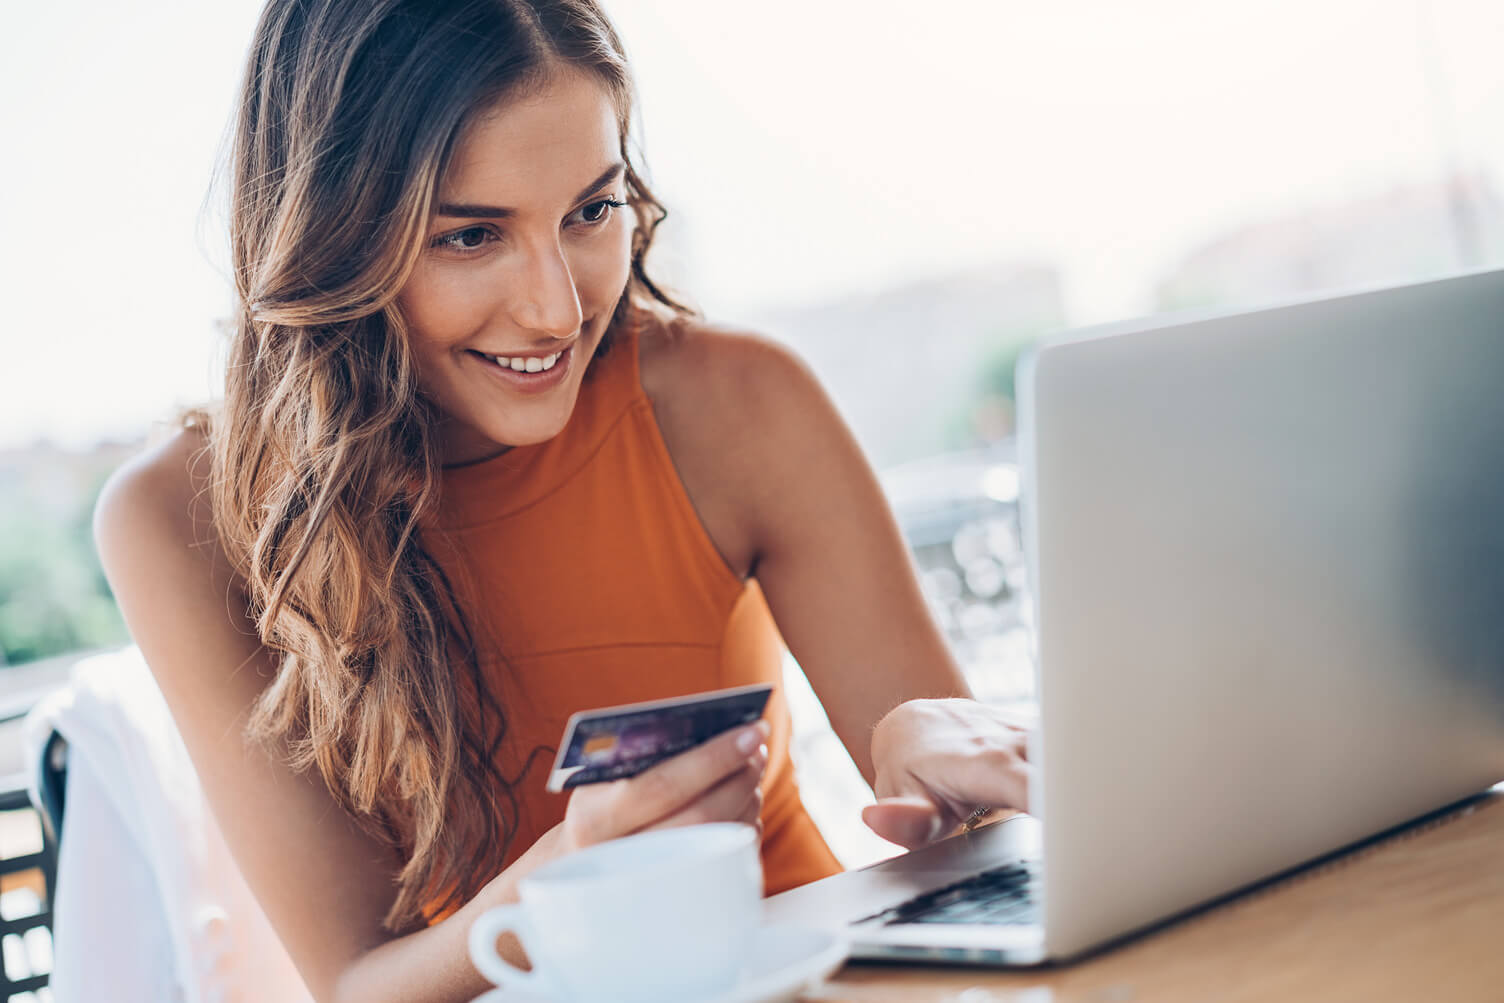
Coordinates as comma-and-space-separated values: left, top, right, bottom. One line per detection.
2, 0, 1502, 867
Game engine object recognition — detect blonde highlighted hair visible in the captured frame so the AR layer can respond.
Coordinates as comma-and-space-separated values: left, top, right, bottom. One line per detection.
208, 0, 687, 930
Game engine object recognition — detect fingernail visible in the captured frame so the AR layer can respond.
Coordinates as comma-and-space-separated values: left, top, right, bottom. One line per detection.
749, 743, 768, 768
736, 724, 762, 754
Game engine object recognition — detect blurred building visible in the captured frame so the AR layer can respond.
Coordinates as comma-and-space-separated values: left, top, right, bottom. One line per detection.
1155, 173, 1503, 312
0, 440, 137, 514
746, 263, 1066, 468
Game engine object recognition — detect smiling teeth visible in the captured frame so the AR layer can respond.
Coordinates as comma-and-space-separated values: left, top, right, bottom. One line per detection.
493, 352, 561, 373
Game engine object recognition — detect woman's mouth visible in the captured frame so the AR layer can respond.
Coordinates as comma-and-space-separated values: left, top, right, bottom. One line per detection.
485, 350, 562, 373
467, 344, 574, 393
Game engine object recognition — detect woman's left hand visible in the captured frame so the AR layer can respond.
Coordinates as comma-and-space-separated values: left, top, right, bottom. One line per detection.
861, 698, 1036, 850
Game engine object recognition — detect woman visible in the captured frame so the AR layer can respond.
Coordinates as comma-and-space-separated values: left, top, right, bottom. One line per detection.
94, 1, 1033, 999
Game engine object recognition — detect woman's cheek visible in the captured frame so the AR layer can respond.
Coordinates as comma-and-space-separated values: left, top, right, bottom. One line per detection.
401, 261, 500, 346
575, 222, 634, 309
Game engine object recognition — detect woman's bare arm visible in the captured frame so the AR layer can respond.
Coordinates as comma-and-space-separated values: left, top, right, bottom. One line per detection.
94, 427, 770, 1001
642, 323, 973, 787
645, 319, 1033, 847
93, 429, 515, 1002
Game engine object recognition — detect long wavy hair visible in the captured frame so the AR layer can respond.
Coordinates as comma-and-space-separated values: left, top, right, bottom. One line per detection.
208, 0, 686, 931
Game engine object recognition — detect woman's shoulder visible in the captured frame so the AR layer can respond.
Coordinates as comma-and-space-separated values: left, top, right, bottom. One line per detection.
634, 310, 858, 560
637, 310, 827, 435
94, 424, 219, 580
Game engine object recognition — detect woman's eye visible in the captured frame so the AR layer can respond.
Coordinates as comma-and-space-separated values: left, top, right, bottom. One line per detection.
573, 198, 627, 226
432, 226, 496, 253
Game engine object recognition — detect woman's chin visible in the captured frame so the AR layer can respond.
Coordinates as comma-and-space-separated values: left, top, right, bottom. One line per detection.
437, 409, 573, 465
490, 418, 569, 449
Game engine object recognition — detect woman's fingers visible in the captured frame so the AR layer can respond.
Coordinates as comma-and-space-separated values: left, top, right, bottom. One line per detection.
872, 699, 1036, 817
640, 759, 765, 833
621, 722, 768, 830
741, 793, 764, 836
565, 720, 770, 848
861, 796, 944, 849
864, 698, 1039, 852
881, 752, 1034, 824
939, 750, 1034, 817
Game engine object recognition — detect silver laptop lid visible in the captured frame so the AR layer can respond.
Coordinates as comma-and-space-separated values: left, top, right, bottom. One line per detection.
1018, 267, 1504, 960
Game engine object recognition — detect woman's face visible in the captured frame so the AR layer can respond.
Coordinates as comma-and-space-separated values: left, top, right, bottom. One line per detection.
398, 69, 634, 464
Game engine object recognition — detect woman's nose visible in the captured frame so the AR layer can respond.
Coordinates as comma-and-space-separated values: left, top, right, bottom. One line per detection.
511, 238, 584, 340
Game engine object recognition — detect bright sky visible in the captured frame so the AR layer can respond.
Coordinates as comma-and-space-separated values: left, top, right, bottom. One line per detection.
3, 0, 1501, 450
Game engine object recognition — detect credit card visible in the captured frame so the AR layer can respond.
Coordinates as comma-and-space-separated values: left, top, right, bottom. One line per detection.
545, 682, 775, 793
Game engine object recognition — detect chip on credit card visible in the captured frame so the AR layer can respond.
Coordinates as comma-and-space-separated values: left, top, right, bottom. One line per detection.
545, 682, 774, 793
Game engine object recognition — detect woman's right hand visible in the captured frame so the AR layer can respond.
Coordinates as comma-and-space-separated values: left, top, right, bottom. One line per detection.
556, 719, 771, 856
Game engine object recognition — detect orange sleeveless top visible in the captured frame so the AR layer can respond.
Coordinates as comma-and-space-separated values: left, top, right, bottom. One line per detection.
422, 320, 842, 907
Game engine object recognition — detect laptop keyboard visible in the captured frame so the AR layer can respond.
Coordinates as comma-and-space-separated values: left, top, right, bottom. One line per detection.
855, 861, 1041, 927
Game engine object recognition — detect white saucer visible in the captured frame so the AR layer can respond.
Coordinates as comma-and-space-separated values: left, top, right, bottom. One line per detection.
471, 924, 849, 1003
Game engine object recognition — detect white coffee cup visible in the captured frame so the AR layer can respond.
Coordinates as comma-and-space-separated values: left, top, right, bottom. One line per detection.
468, 822, 763, 1002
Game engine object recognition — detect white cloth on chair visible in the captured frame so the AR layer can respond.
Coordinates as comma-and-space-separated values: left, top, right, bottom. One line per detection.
24, 646, 312, 1003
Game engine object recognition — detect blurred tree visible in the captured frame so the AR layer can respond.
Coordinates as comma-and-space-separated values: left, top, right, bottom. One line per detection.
944, 328, 1044, 452
0, 461, 129, 666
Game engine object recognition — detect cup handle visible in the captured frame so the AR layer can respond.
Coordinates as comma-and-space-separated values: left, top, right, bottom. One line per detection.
468, 905, 550, 994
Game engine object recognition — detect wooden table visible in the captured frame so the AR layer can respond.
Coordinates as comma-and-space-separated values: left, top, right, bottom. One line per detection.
806, 791, 1504, 1002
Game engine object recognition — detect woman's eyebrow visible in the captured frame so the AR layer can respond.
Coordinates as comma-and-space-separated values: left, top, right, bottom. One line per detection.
437, 162, 626, 218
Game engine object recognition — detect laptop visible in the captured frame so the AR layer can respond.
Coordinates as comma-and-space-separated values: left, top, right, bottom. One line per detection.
764, 266, 1504, 965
